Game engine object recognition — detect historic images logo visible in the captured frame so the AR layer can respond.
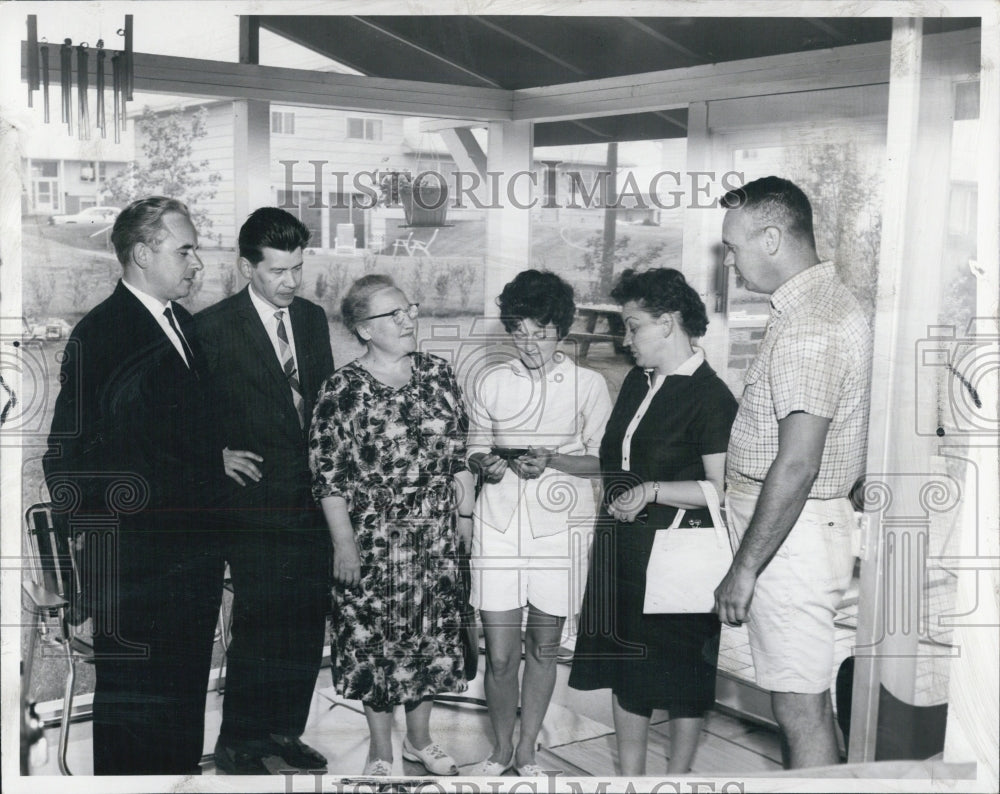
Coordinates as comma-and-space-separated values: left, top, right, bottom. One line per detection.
278, 162, 745, 212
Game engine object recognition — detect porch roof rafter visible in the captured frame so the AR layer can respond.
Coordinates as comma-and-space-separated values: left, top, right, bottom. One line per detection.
20, 27, 977, 128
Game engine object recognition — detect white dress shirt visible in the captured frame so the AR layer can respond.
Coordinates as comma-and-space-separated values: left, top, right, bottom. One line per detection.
247, 283, 299, 373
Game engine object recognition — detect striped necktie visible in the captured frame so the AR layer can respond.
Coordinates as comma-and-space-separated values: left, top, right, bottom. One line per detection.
275, 310, 306, 428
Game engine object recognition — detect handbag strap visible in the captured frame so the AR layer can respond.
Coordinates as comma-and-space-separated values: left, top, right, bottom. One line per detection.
696, 481, 734, 554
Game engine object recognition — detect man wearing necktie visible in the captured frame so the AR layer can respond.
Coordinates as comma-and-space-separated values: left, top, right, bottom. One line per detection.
194, 207, 334, 774
43, 197, 229, 774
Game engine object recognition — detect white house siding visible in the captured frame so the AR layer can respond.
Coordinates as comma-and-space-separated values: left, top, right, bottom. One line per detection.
137, 102, 652, 248
197, 103, 236, 247
270, 107, 411, 191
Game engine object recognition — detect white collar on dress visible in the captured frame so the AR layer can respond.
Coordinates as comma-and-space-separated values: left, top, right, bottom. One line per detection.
643, 348, 704, 385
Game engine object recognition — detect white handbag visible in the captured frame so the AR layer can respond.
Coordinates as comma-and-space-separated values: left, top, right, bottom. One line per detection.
642, 481, 734, 614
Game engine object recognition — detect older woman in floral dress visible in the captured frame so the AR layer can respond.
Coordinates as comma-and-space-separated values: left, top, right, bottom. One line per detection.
309, 274, 476, 776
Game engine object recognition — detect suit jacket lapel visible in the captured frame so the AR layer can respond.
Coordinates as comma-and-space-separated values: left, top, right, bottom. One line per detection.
172, 303, 204, 377
235, 288, 298, 414
113, 282, 183, 367
288, 301, 313, 407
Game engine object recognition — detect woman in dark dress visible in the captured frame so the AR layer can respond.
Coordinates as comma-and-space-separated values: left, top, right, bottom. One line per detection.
569, 268, 738, 775
309, 275, 476, 776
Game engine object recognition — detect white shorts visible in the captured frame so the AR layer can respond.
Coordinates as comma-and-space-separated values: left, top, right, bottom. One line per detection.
726, 485, 856, 694
469, 521, 592, 619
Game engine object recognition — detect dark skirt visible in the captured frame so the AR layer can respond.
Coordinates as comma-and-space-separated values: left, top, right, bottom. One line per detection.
569, 509, 721, 717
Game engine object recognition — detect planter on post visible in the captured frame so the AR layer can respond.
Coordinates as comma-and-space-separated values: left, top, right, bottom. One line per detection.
400, 178, 448, 227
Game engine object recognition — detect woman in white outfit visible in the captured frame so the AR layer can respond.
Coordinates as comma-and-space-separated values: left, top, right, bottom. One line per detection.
466, 270, 613, 777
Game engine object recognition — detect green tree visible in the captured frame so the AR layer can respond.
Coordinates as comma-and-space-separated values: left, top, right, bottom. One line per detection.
576, 234, 667, 302
103, 106, 223, 243
786, 142, 882, 319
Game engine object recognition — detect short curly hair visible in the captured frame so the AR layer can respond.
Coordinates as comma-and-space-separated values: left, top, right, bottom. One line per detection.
496, 269, 576, 340
610, 268, 709, 338
341, 273, 398, 342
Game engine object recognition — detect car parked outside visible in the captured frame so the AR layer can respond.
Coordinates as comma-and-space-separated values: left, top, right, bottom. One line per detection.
48, 206, 119, 226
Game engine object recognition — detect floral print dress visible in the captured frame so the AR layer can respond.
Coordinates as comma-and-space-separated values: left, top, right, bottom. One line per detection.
309, 352, 470, 708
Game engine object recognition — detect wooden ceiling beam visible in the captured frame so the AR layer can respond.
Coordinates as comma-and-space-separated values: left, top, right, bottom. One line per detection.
19, 43, 512, 120
622, 17, 700, 61
511, 27, 979, 122
349, 16, 503, 89
472, 17, 587, 76
18, 27, 978, 124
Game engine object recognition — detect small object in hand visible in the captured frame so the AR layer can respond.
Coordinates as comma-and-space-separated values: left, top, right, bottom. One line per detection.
490, 446, 529, 461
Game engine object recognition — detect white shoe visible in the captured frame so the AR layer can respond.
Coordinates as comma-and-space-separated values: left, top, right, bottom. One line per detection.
362, 757, 393, 776
466, 753, 513, 776
401, 737, 458, 775
516, 762, 553, 777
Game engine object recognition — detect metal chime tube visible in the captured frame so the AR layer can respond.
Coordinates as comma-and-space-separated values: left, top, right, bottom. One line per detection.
60, 38, 72, 135
41, 42, 50, 124
119, 53, 127, 132
96, 41, 106, 138
77, 43, 90, 141
111, 52, 121, 144
27, 15, 39, 107
124, 15, 133, 101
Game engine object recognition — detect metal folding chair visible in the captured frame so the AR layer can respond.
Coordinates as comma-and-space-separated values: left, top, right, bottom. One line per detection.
408, 228, 438, 256
21, 502, 93, 775
391, 232, 414, 257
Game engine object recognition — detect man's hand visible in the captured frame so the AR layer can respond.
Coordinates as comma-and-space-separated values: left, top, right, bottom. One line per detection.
332, 536, 362, 587
470, 452, 507, 484
714, 564, 757, 626
608, 483, 650, 523
223, 447, 263, 486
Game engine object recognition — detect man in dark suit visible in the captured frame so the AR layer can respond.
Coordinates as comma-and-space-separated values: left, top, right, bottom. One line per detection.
43, 196, 227, 774
194, 207, 334, 774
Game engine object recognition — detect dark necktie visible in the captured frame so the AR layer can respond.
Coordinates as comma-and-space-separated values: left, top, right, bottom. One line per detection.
275, 310, 306, 428
163, 305, 195, 369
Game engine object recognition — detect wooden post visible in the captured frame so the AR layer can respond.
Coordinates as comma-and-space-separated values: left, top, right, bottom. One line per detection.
598, 142, 618, 301
852, 16, 962, 762
942, 3, 1000, 781
681, 100, 728, 371
484, 120, 532, 316
233, 99, 271, 247
239, 16, 260, 66
850, 16, 924, 764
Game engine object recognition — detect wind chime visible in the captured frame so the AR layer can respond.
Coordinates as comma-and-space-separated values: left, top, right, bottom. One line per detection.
26, 14, 133, 142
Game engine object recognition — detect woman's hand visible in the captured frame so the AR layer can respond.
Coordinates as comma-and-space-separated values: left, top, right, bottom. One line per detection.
222, 447, 263, 486
470, 452, 507, 485
455, 514, 473, 552
512, 446, 554, 480
608, 482, 651, 523
332, 536, 362, 587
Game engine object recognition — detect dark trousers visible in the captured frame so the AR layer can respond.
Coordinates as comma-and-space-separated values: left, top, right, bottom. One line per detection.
91, 530, 224, 774
220, 526, 330, 741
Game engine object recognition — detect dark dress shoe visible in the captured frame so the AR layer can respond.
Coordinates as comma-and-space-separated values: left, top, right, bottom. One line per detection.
268, 734, 328, 770
214, 737, 272, 775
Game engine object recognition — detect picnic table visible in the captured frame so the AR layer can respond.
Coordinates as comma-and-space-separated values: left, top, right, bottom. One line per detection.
567, 303, 624, 359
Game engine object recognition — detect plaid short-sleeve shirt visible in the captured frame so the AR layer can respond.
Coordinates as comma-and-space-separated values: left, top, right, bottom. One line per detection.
727, 262, 872, 499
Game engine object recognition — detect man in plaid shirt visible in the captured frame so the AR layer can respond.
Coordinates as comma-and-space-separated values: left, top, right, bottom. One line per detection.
714, 177, 872, 768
